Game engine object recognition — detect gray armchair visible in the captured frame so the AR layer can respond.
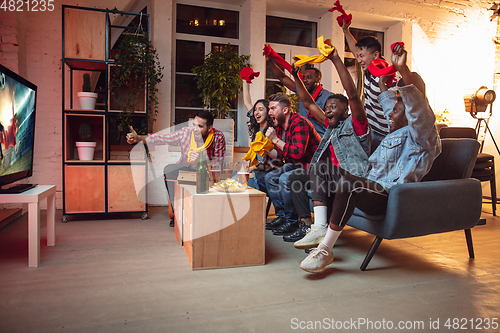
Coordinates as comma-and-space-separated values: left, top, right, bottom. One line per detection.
347, 138, 482, 270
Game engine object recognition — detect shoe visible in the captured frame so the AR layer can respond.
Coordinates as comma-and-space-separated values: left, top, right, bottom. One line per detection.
169, 218, 175, 227
266, 216, 286, 230
294, 224, 328, 249
283, 223, 311, 242
273, 221, 299, 235
300, 244, 333, 273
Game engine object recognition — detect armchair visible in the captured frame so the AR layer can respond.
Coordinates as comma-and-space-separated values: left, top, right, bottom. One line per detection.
346, 138, 482, 270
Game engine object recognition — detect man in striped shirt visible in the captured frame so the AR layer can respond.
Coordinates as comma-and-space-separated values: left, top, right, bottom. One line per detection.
343, 23, 401, 146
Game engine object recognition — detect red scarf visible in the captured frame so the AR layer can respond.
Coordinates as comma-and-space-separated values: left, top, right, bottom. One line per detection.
367, 42, 405, 87
240, 67, 260, 83
329, 0, 352, 27
264, 45, 303, 80
308, 84, 323, 118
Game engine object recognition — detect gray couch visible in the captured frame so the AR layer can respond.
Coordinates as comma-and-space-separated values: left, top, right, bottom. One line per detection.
347, 138, 482, 270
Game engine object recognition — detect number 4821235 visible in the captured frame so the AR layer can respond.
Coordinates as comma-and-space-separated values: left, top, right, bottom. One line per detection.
444, 318, 498, 330
1, 0, 55, 11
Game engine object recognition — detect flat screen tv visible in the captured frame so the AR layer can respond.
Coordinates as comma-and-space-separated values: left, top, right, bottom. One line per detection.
0, 64, 37, 193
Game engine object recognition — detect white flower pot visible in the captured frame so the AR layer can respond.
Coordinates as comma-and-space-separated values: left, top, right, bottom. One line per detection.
77, 92, 98, 110
76, 142, 97, 161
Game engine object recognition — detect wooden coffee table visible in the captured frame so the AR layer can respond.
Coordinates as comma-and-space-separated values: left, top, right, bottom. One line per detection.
173, 184, 266, 270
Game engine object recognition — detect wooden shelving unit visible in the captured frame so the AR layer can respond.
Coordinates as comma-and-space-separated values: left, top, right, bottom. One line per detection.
62, 5, 148, 222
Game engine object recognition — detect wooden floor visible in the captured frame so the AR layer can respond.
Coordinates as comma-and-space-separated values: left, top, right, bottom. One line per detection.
0, 204, 499, 333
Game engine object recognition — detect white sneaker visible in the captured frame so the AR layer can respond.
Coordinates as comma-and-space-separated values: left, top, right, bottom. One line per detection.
300, 244, 334, 273
294, 224, 327, 249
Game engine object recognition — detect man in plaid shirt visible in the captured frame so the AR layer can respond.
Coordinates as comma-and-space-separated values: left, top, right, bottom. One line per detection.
127, 110, 226, 225
262, 93, 320, 236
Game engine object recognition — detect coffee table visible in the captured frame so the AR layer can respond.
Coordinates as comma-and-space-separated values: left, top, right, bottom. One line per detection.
174, 184, 266, 270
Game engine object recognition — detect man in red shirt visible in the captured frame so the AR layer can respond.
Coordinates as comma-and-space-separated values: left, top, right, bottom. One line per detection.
263, 93, 321, 236
127, 110, 226, 225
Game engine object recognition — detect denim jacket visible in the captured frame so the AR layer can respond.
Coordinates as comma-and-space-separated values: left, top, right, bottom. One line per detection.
367, 84, 441, 191
311, 116, 372, 177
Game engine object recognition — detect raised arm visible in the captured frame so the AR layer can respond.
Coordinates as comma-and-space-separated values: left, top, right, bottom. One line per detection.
391, 43, 425, 95
242, 80, 253, 112
342, 21, 359, 60
264, 47, 296, 92
291, 65, 326, 125
327, 47, 366, 122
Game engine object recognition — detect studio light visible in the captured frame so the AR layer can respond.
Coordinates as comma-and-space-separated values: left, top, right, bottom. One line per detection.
464, 86, 496, 116
464, 86, 499, 154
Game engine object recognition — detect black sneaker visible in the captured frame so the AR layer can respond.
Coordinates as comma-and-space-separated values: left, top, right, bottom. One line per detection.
283, 223, 310, 242
265, 216, 286, 230
272, 221, 299, 235
169, 217, 175, 227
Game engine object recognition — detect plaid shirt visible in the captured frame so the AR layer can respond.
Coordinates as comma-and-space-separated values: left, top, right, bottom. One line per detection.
148, 126, 226, 166
275, 113, 320, 169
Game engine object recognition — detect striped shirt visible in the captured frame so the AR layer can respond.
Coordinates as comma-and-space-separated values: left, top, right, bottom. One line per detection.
364, 71, 401, 137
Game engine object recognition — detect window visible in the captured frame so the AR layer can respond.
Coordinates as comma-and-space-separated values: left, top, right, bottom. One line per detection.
176, 4, 238, 39
265, 16, 318, 100
266, 16, 317, 47
174, 4, 240, 134
345, 28, 385, 57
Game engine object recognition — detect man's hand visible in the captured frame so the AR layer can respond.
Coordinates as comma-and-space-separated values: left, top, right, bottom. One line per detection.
263, 44, 271, 62
379, 75, 391, 93
326, 45, 339, 61
126, 126, 140, 144
342, 18, 351, 31
291, 64, 300, 78
391, 43, 407, 72
265, 127, 278, 143
187, 151, 200, 167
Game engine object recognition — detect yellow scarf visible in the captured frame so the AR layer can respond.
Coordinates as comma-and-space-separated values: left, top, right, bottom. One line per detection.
242, 131, 275, 167
294, 36, 335, 67
187, 128, 214, 163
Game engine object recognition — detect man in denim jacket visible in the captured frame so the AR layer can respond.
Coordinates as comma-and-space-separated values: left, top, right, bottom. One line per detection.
300, 43, 441, 273
281, 47, 371, 246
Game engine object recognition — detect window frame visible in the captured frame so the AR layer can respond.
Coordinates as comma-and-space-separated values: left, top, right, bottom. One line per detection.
174, 1, 242, 142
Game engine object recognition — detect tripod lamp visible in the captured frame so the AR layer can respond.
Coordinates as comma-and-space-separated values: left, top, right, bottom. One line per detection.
464, 86, 498, 154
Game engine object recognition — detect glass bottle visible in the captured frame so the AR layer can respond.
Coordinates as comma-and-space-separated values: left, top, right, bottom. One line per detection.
196, 152, 209, 194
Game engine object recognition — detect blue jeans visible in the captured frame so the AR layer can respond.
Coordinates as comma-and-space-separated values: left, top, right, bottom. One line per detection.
248, 170, 267, 191
264, 163, 299, 222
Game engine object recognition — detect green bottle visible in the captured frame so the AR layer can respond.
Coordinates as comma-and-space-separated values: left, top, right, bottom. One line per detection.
196, 152, 209, 194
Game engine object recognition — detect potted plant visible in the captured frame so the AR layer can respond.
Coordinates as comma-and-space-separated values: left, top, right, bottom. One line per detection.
75, 123, 96, 161
77, 73, 98, 110
109, 33, 163, 135
192, 44, 250, 119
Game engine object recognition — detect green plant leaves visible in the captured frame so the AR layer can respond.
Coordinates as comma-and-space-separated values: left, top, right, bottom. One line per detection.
192, 44, 250, 119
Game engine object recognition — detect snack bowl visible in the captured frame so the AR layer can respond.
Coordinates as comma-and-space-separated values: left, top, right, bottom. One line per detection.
213, 178, 248, 193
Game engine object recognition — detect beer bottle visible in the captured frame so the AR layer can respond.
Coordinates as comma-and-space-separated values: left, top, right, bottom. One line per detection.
196, 152, 209, 194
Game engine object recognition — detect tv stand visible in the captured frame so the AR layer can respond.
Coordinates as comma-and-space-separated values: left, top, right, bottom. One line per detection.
0, 185, 56, 267
0, 184, 37, 194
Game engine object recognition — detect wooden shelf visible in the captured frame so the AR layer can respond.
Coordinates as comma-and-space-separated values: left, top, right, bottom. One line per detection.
62, 6, 149, 217
64, 114, 105, 162
64, 8, 106, 61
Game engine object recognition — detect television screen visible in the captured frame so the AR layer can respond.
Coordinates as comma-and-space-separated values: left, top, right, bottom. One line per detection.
0, 64, 37, 192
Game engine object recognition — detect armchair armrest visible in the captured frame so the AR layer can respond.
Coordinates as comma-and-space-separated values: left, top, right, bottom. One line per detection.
381, 179, 482, 239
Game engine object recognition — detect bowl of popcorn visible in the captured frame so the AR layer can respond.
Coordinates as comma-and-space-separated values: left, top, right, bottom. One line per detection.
213, 178, 248, 193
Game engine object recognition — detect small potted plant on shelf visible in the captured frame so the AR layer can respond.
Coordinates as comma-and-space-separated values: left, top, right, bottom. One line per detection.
75, 123, 96, 161
77, 73, 98, 110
